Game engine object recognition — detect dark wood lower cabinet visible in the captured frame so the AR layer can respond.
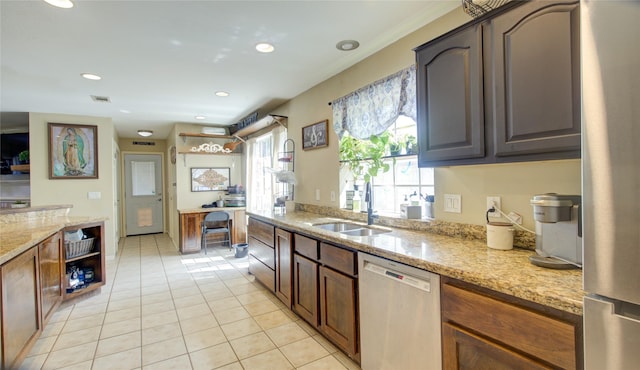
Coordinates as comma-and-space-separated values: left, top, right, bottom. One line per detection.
39, 232, 62, 325
274, 228, 293, 307
292, 254, 318, 326
318, 265, 358, 358
441, 278, 582, 369
443, 323, 552, 370
1, 247, 41, 370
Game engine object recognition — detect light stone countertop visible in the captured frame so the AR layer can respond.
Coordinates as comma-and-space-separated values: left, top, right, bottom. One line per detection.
248, 210, 584, 315
0, 216, 106, 265
178, 207, 246, 214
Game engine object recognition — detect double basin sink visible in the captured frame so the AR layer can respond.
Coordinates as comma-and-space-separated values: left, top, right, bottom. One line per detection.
313, 221, 392, 236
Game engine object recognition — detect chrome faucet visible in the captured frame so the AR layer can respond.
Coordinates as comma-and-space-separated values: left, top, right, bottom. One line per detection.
364, 182, 378, 225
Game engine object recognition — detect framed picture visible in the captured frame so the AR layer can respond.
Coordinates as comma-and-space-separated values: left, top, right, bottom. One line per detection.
48, 122, 98, 179
302, 119, 329, 150
191, 167, 230, 192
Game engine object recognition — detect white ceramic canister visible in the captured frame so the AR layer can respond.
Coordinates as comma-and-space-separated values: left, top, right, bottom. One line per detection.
486, 222, 515, 250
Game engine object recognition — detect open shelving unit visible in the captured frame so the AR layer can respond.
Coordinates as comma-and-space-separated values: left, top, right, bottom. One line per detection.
61, 221, 105, 301
274, 138, 295, 214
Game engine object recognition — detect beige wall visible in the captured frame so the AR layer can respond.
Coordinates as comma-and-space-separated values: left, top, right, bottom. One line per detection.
29, 112, 118, 258
272, 6, 582, 228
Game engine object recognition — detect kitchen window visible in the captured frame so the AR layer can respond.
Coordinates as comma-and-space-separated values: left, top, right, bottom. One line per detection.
245, 126, 287, 212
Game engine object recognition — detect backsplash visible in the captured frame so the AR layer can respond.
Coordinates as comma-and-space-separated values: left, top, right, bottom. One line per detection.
296, 203, 536, 250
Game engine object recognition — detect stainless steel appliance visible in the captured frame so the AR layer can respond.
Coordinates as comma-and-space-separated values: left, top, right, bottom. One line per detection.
529, 193, 582, 269
358, 253, 441, 370
581, 1, 640, 368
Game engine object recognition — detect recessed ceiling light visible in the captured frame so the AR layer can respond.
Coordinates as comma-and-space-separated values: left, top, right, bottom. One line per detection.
195, 116, 206, 120
215, 91, 229, 97
81, 73, 102, 81
43, 0, 74, 9
120, 109, 131, 114
255, 42, 275, 53
137, 130, 153, 137
336, 40, 360, 51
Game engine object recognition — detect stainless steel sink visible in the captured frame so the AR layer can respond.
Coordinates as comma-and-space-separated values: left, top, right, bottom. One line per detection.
313, 222, 362, 232
339, 227, 392, 236
313, 222, 391, 236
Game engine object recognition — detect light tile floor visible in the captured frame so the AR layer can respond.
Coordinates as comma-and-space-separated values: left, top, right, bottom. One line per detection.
22, 234, 361, 370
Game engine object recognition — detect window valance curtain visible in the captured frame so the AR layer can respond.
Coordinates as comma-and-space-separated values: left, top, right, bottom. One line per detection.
332, 64, 416, 140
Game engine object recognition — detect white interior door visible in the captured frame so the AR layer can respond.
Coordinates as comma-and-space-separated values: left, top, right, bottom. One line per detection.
124, 154, 163, 235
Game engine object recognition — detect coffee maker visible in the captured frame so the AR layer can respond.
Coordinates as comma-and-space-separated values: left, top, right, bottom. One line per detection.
529, 193, 582, 269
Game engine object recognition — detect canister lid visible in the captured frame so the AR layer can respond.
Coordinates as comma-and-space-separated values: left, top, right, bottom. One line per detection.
530, 193, 580, 207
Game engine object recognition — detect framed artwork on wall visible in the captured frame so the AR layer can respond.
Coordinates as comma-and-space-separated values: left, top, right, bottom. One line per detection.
191, 167, 230, 192
302, 119, 329, 150
48, 122, 98, 179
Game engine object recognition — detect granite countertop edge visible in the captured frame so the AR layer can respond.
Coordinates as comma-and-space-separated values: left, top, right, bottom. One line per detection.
248, 210, 584, 316
0, 216, 107, 265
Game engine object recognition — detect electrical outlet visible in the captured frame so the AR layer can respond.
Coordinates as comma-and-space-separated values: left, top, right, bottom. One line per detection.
444, 194, 462, 213
315, 189, 320, 201
508, 211, 523, 224
487, 196, 501, 217
330, 191, 336, 202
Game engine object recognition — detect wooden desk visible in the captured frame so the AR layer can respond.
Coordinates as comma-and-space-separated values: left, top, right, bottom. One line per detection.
178, 208, 246, 254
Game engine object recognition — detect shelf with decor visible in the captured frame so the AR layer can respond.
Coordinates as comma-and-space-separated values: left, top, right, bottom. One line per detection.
233, 114, 288, 139
61, 221, 105, 301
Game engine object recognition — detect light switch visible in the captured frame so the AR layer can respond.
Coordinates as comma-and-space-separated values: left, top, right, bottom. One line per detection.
88, 191, 101, 200
444, 194, 461, 213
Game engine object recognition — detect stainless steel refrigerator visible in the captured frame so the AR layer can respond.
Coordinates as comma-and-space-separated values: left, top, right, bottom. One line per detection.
582, 1, 640, 369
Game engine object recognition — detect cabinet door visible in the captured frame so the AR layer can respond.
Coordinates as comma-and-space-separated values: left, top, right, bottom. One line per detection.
234, 210, 247, 243
1, 247, 41, 369
39, 232, 62, 325
318, 266, 358, 358
487, 1, 581, 157
275, 228, 293, 307
416, 24, 485, 165
443, 323, 551, 370
292, 254, 318, 326
180, 213, 203, 253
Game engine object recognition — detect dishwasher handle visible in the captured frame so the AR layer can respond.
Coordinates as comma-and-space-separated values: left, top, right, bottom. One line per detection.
364, 261, 431, 292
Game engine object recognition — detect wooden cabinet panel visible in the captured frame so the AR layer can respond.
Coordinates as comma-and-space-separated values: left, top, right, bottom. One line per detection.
292, 254, 318, 326
248, 237, 274, 269
487, 0, 581, 157
248, 217, 275, 246
180, 213, 204, 253
319, 265, 358, 359
248, 255, 275, 292
1, 247, 41, 369
443, 323, 551, 370
294, 234, 319, 261
275, 228, 293, 307
234, 210, 247, 243
319, 243, 356, 276
416, 23, 485, 164
442, 281, 579, 369
39, 232, 62, 325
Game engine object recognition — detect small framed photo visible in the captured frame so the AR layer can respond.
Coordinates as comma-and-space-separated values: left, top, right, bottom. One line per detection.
191, 167, 230, 192
48, 122, 98, 179
302, 119, 329, 150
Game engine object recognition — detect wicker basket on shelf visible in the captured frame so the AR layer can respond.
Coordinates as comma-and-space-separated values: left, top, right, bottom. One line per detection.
65, 238, 95, 258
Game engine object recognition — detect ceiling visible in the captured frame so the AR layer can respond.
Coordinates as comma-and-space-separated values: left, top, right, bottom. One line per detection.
1, 0, 459, 139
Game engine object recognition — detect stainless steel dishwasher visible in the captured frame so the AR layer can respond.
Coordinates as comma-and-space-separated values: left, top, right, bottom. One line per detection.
358, 253, 441, 370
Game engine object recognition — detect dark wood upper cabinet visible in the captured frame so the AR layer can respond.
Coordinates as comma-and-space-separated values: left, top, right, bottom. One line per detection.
486, 0, 581, 157
416, 23, 485, 164
415, 0, 580, 167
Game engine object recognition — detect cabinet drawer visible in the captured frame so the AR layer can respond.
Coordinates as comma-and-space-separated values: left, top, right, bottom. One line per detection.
248, 255, 275, 292
320, 242, 356, 276
248, 218, 275, 246
442, 282, 577, 369
248, 237, 274, 269
294, 234, 319, 261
